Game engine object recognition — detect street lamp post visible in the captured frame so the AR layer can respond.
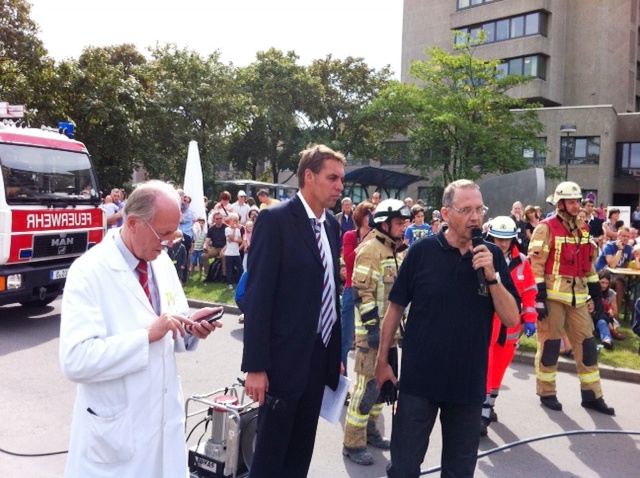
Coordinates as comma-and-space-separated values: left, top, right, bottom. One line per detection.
560, 124, 577, 180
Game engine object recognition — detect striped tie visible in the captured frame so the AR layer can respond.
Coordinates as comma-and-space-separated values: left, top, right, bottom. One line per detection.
312, 218, 335, 346
136, 260, 152, 304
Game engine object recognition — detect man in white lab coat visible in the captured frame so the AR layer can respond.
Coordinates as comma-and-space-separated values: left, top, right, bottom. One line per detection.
59, 180, 222, 478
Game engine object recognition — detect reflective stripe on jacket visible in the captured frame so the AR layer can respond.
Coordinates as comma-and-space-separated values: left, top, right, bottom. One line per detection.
528, 211, 598, 306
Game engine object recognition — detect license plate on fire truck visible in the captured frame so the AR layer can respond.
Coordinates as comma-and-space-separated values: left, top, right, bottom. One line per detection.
50, 269, 68, 280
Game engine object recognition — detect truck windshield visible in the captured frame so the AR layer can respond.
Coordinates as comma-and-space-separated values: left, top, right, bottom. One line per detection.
0, 144, 100, 206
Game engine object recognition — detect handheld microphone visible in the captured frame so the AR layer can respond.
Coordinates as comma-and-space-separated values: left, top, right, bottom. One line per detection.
238, 377, 287, 413
264, 393, 287, 413
471, 227, 488, 297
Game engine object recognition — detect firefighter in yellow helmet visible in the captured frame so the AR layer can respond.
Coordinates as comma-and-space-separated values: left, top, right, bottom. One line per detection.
528, 181, 614, 414
342, 199, 410, 466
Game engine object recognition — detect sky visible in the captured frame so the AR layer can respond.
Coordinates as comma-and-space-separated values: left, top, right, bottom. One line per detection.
28, 0, 404, 78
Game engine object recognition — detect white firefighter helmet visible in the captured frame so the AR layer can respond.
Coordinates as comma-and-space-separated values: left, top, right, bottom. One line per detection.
373, 199, 412, 224
487, 216, 517, 239
547, 181, 582, 205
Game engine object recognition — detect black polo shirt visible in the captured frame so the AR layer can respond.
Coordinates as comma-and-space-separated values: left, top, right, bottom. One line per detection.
206, 224, 227, 248
389, 230, 519, 405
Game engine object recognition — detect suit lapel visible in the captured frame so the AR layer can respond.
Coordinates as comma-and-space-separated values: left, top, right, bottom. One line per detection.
291, 196, 323, 266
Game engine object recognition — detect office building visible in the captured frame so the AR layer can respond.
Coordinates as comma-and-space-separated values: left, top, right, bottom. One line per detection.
400, 0, 640, 208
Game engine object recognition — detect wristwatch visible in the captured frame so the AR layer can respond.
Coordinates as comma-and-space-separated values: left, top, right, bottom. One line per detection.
486, 272, 500, 285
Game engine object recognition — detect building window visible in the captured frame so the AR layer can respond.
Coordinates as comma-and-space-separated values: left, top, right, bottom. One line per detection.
525, 13, 540, 35
616, 142, 640, 177
561, 137, 600, 166
498, 55, 547, 80
455, 11, 548, 45
496, 19, 510, 41
510, 16, 524, 38
523, 138, 547, 166
457, 0, 498, 9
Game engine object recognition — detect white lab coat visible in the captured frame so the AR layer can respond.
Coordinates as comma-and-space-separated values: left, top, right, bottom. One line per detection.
60, 233, 197, 478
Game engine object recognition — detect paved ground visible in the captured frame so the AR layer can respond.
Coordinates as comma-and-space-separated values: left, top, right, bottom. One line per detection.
1, 299, 639, 477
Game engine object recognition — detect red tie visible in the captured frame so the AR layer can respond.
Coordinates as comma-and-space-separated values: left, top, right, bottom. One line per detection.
136, 260, 152, 304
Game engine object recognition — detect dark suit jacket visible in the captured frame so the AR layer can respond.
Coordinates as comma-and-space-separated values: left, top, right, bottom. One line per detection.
241, 194, 341, 394
335, 211, 355, 236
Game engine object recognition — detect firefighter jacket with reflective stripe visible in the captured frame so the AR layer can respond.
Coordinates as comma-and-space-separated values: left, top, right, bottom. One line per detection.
528, 210, 598, 306
352, 229, 401, 337
494, 243, 537, 343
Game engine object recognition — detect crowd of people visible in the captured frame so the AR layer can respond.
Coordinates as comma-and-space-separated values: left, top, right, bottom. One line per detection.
99, 184, 280, 291
69, 163, 638, 477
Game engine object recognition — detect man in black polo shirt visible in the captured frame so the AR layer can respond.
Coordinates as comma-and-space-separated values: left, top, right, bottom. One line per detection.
374, 179, 520, 478
202, 211, 228, 277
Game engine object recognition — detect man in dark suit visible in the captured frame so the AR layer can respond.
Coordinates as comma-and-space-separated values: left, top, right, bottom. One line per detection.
335, 196, 355, 239
242, 144, 345, 478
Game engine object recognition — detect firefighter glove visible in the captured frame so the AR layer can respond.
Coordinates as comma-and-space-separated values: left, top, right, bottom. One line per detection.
523, 322, 536, 337
588, 282, 604, 318
535, 283, 548, 319
358, 379, 380, 415
365, 321, 380, 349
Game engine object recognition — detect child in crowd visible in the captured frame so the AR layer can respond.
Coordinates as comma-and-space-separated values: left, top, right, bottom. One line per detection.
630, 244, 640, 269
167, 230, 187, 285
242, 220, 254, 271
224, 213, 243, 290
190, 216, 207, 278
598, 270, 625, 341
587, 295, 614, 349
100, 195, 119, 229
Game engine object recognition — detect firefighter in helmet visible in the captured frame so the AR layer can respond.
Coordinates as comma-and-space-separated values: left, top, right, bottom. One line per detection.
480, 216, 537, 436
528, 181, 614, 414
342, 199, 411, 466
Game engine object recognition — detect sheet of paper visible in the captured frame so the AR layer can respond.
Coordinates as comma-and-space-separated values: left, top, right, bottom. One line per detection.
320, 374, 351, 424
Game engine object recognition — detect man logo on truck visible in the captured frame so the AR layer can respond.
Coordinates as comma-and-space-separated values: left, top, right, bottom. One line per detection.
51, 237, 74, 247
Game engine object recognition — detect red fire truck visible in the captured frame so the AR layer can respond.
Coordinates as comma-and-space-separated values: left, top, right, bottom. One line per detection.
0, 104, 105, 307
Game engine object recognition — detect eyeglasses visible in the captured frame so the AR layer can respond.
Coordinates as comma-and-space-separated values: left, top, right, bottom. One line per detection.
447, 205, 489, 217
144, 220, 177, 246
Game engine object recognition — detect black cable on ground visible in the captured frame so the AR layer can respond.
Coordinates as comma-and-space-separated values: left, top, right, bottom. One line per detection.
419, 429, 640, 475
0, 446, 67, 457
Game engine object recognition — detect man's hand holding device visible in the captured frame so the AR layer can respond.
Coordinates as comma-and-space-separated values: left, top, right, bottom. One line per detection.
186, 306, 224, 337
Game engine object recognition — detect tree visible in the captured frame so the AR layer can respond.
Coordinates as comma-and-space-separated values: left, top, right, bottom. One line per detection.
228, 115, 269, 180
370, 35, 546, 197
139, 44, 247, 184
0, 0, 56, 120
239, 48, 322, 184
307, 55, 393, 160
58, 44, 149, 192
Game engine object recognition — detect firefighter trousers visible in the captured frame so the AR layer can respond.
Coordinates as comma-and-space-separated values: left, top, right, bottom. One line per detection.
535, 300, 602, 399
344, 344, 383, 448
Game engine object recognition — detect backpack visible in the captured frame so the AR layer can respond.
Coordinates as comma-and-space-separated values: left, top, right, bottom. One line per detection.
204, 258, 224, 283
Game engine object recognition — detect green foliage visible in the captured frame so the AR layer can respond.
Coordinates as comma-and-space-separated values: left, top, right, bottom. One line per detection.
0, 0, 53, 116
0, 3, 401, 191
370, 35, 545, 191
306, 55, 393, 159
543, 165, 566, 181
238, 48, 322, 183
60, 44, 149, 192
139, 44, 248, 185
182, 276, 237, 305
